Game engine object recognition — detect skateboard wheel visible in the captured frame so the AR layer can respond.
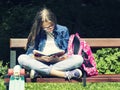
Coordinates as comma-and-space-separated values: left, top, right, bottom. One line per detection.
8, 69, 13, 75
20, 69, 25, 75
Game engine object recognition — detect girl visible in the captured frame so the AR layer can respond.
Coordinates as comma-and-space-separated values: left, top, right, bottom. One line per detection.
18, 7, 83, 80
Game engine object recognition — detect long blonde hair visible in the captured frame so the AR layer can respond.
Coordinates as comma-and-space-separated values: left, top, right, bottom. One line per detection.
26, 7, 57, 49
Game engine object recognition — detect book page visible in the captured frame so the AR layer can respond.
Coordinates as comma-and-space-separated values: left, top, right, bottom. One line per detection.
33, 50, 65, 57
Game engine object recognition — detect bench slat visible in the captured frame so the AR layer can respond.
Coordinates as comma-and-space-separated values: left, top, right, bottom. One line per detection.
86, 78, 120, 82
26, 74, 120, 82
84, 38, 120, 47
10, 38, 27, 48
89, 74, 120, 78
23, 74, 120, 82
10, 38, 120, 48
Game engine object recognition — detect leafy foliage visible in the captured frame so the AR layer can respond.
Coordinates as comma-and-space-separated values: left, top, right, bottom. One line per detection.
0, 61, 8, 78
1, 0, 120, 38
94, 48, 120, 74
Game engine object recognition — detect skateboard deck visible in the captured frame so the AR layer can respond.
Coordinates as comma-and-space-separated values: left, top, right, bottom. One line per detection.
8, 65, 25, 90
9, 75, 25, 90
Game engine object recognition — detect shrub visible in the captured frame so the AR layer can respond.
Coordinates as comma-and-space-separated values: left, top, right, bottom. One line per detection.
0, 61, 8, 78
94, 48, 120, 74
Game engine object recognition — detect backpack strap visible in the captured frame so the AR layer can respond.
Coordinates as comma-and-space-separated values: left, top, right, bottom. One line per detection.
73, 35, 80, 54
67, 33, 83, 56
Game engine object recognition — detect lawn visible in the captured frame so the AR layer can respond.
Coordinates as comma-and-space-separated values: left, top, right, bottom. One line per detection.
25, 82, 120, 90
1, 78, 120, 90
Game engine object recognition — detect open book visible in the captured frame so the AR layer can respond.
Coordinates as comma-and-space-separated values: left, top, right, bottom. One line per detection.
33, 50, 65, 57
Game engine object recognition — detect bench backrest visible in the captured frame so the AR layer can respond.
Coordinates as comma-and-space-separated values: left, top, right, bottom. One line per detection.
10, 38, 120, 48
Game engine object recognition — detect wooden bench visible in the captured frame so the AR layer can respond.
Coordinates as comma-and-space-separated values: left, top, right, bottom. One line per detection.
4, 38, 120, 89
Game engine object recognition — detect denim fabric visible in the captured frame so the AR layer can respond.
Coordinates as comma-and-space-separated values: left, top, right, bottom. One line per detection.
26, 24, 69, 54
18, 54, 83, 76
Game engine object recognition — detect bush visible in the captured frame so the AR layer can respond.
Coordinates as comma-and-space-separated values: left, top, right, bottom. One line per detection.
94, 48, 120, 74
0, 61, 8, 78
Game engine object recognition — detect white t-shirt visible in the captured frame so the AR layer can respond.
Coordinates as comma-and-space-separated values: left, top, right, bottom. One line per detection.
42, 32, 64, 55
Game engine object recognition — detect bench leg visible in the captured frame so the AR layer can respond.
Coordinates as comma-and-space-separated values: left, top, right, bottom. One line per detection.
4, 75, 9, 90
83, 71, 86, 87
10, 50, 16, 68
5, 84, 9, 90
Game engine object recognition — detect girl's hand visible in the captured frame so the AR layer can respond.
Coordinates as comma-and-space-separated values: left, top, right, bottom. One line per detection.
33, 50, 50, 62
59, 54, 68, 60
34, 55, 51, 62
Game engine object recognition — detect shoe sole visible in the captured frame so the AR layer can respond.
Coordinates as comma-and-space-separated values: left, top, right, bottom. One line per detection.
30, 70, 35, 79
75, 69, 82, 78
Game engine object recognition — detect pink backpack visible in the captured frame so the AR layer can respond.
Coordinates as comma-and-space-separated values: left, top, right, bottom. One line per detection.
67, 33, 98, 76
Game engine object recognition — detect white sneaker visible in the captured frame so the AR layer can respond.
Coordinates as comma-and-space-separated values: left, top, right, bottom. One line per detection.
66, 69, 82, 80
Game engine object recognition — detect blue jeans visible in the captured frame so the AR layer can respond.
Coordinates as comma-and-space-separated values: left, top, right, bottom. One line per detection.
18, 54, 83, 76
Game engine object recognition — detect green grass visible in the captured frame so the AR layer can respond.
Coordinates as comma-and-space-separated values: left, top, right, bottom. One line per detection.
25, 82, 120, 90
1, 78, 120, 90
0, 78, 6, 90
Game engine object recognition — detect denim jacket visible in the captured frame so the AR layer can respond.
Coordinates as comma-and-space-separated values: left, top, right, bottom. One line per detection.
26, 24, 69, 54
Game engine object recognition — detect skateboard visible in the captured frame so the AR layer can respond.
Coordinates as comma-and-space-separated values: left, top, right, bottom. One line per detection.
8, 65, 25, 90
